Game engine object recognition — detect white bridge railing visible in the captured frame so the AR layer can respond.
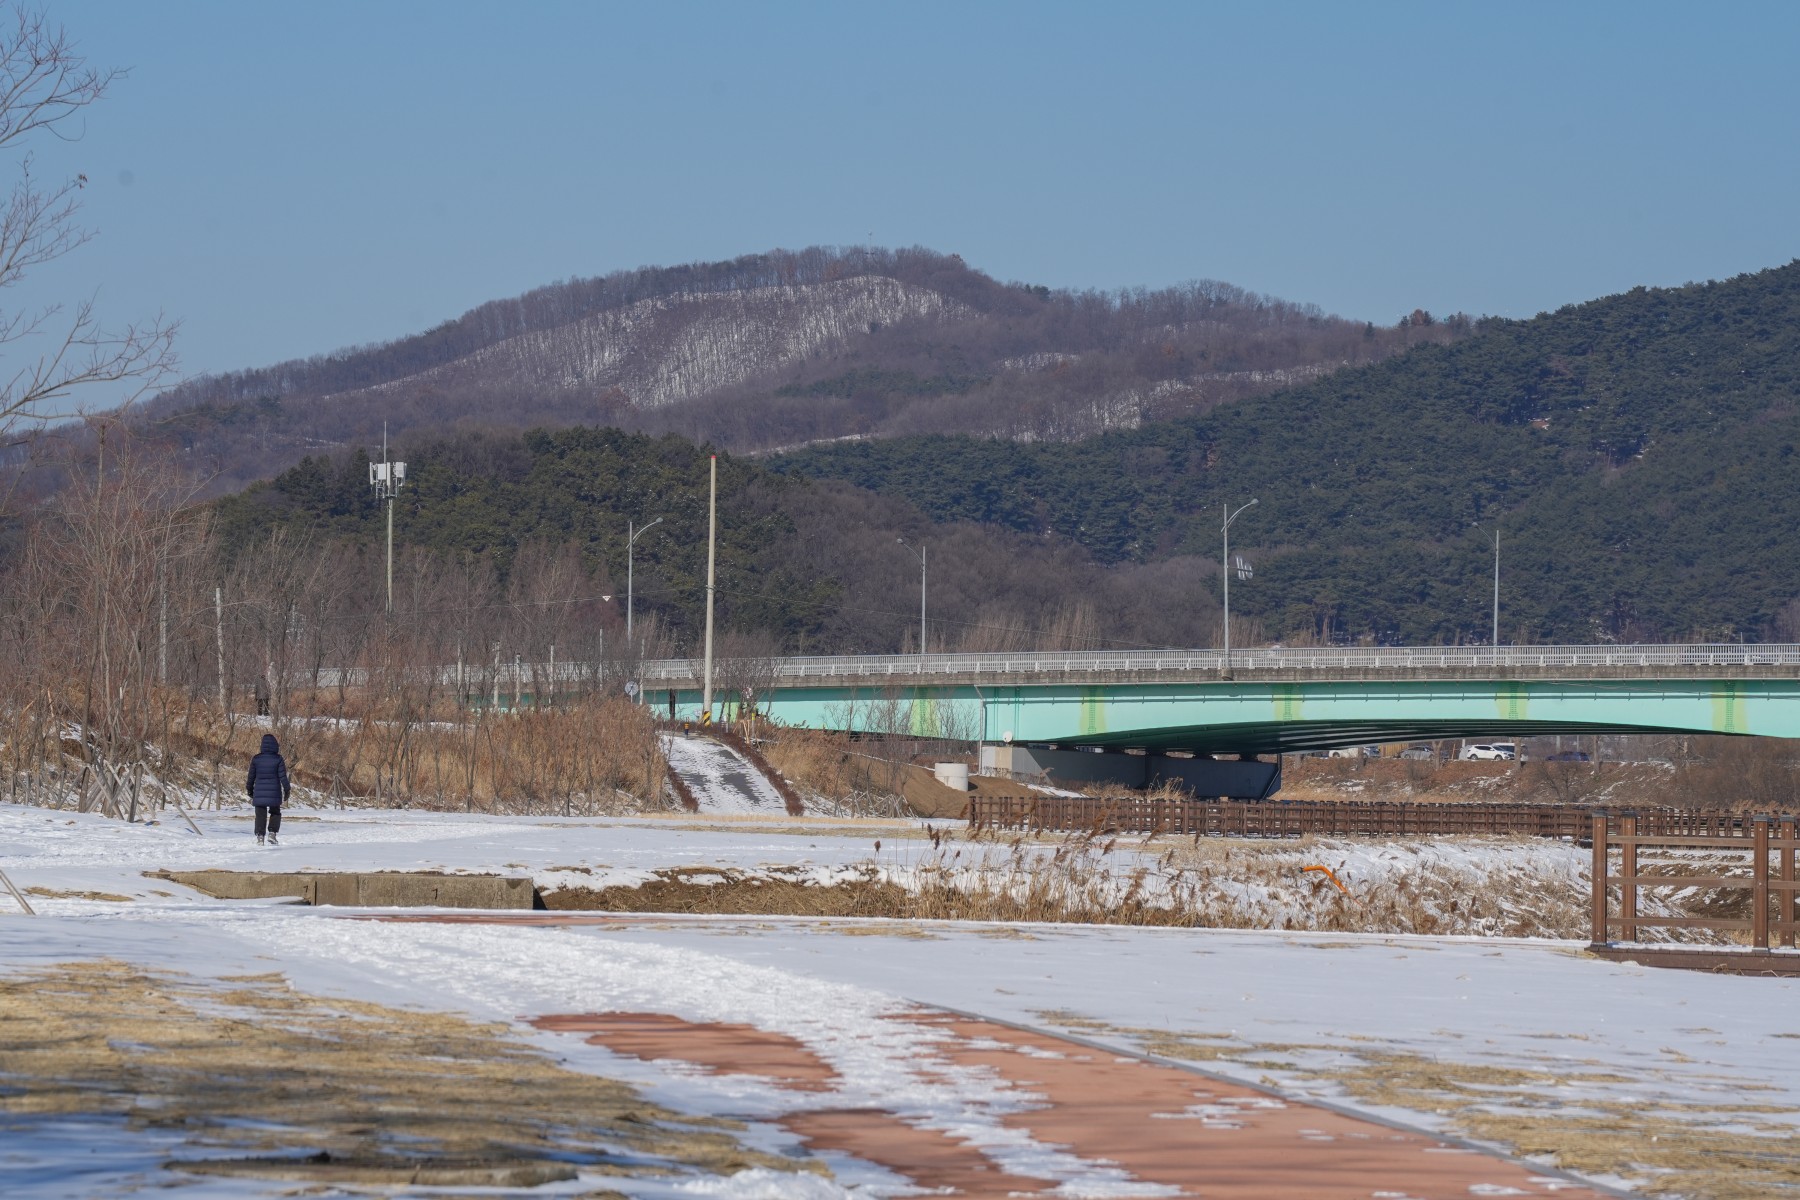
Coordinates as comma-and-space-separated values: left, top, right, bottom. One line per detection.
635, 643, 1800, 684
302, 644, 1800, 692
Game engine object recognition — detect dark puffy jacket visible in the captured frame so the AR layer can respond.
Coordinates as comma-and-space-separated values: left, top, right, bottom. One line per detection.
246, 734, 291, 807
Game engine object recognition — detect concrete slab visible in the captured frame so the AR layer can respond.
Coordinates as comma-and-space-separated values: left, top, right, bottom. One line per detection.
159, 870, 537, 910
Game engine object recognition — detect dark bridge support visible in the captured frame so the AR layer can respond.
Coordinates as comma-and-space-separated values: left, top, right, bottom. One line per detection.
979, 744, 1280, 800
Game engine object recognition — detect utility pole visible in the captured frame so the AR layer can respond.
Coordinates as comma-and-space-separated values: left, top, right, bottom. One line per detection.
1222, 499, 1257, 674
702, 454, 717, 724
368, 422, 407, 614
627, 516, 663, 642
1476, 524, 1501, 658
1492, 526, 1501, 655
898, 538, 927, 656
214, 586, 226, 713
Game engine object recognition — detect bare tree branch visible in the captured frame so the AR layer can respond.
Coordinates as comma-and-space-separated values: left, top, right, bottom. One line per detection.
0, 4, 177, 442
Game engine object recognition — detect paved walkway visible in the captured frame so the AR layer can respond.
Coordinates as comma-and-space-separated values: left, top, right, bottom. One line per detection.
533, 1007, 1621, 1199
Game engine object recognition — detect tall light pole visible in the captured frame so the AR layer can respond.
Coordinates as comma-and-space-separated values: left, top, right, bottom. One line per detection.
1476, 523, 1500, 655
701, 455, 717, 724
368, 422, 406, 614
1221, 499, 1257, 673
897, 537, 926, 656
626, 516, 663, 642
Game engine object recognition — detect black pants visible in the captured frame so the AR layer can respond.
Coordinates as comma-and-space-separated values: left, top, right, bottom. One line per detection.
254, 805, 282, 837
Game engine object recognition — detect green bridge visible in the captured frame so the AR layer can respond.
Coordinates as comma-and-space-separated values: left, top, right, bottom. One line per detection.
644, 645, 1800, 796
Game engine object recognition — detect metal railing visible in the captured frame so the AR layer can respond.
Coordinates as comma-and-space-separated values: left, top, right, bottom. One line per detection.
298, 643, 1800, 693
636, 643, 1800, 684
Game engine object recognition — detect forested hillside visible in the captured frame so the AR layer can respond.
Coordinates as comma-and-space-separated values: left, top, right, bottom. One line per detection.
138, 246, 1452, 494
777, 261, 1800, 645
215, 427, 1240, 657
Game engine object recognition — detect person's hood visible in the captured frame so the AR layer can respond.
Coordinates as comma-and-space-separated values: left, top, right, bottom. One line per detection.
260, 734, 279, 754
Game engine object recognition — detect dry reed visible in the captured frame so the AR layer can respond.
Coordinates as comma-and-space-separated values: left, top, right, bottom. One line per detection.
545, 826, 1634, 938
3, 695, 676, 816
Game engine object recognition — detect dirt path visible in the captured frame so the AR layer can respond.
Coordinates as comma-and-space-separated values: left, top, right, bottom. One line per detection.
534, 1007, 1621, 1199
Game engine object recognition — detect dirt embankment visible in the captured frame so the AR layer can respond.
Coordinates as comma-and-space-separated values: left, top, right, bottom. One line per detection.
761, 728, 1042, 818
1281, 756, 1667, 806
544, 865, 912, 916
1282, 741, 1800, 811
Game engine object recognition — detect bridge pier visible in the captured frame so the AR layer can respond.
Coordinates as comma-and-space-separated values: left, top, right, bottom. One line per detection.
980, 745, 1280, 800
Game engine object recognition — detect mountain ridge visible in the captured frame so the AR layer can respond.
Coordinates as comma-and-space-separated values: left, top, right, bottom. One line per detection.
134, 245, 1453, 494
775, 259, 1800, 645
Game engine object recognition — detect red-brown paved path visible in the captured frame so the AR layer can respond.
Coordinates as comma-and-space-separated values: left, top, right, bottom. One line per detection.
533, 1008, 1619, 1199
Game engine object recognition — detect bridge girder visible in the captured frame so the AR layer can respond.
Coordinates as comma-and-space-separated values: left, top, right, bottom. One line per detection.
677, 676, 1790, 755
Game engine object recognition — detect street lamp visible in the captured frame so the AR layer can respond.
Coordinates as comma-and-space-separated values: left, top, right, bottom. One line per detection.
368, 422, 406, 614
1221, 499, 1257, 673
626, 516, 663, 642
897, 537, 926, 657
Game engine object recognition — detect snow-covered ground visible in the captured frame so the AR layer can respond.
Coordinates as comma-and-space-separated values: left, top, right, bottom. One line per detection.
2, 802, 1796, 1198
661, 733, 790, 814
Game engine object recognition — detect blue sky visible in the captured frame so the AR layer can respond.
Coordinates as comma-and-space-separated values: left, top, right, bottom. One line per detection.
21, 0, 1800, 380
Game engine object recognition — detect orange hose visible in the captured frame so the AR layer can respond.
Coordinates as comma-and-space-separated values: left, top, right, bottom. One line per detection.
1302, 864, 1351, 896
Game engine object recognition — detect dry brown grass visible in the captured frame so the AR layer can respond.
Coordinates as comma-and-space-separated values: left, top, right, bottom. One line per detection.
544, 827, 1603, 937
8, 697, 677, 815
0, 959, 812, 1188
545, 865, 912, 916
23, 886, 132, 902
1282, 740, 1800, 812
761, 728, 919, 814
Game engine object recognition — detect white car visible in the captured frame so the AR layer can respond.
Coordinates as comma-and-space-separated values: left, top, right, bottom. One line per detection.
1458, 742, 1517, 761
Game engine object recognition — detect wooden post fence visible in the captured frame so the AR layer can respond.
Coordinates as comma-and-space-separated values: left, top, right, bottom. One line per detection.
1589, 808, 1800, 963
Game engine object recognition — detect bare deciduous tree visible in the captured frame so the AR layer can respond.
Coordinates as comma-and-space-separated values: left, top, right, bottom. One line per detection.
0, 4, 177, 452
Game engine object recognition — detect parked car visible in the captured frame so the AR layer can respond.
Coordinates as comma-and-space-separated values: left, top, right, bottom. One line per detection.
1458, 742, 1517, 761
1398, 745, 1435, 761
1325, 746, 1363, 758
1544, 750, 1591, 762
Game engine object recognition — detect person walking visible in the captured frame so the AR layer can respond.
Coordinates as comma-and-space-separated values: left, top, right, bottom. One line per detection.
246, 733, 291, 845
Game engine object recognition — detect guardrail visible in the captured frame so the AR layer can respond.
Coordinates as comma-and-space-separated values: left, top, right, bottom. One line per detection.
297, 643, 1800, 693
636, 643, 1800, 684
967, 795, 1620, 838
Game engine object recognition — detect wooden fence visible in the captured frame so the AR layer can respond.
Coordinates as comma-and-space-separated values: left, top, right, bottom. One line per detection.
1589, 811, 1799, 957
966, 795, 1628, 839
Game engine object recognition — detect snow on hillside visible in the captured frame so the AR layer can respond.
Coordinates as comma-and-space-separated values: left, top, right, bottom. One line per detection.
344, 276, 969, 408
